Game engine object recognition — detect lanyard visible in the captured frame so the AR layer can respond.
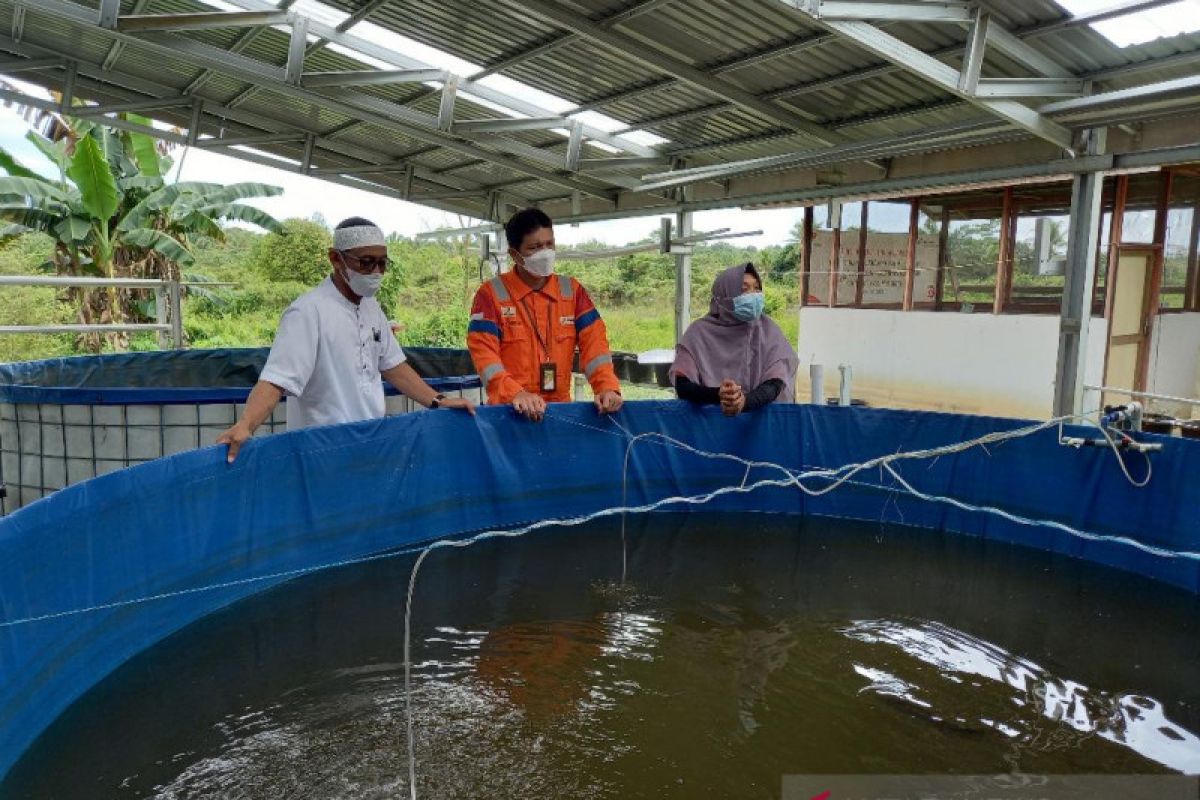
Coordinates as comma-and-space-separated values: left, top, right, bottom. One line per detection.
517, 291, 554, 363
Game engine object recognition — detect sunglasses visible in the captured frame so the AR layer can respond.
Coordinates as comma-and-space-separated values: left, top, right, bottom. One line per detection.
339, 251, 393, 274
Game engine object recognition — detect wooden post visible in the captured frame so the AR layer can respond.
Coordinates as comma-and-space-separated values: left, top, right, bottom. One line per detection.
1103, 174, 1129, 322
903, 198, 919, 311
1138, 168, 1174, 387
993, 186, 1014, 314
855, 202, 868, 307
1186, 186, 1200, 311
1092, 186, 1109, 314
828, 208, 841, 308
800, 206, 813, 307
935, 206, 950, 310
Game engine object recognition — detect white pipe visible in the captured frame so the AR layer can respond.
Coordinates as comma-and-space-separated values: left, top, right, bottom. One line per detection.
809, 364, 825, 405
0, 276, 235, 288
0, 324, 170, 334
839, 364, 853, 407
1083, 385, 1200, 409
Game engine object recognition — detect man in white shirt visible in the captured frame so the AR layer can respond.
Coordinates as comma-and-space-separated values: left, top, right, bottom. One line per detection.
218, 217, 474, 462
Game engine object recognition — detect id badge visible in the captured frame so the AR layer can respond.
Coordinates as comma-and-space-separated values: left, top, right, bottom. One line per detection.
540, 362, 557, 393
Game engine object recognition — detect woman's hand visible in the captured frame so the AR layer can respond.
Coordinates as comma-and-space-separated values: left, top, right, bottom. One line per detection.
719, 380, 745, 417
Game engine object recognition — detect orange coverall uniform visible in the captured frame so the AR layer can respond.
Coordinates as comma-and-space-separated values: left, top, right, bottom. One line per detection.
467, 271, 621, 405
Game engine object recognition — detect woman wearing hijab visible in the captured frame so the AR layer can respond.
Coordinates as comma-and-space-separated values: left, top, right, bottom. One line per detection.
672, 263, 799, 416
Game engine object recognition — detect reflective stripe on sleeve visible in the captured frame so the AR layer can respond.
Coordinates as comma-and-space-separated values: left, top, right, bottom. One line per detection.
583, 352, 612, 378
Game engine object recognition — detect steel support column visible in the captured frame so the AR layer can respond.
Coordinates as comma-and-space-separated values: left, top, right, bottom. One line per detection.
1053, 128, 1107, 417
675, 204, 693, 344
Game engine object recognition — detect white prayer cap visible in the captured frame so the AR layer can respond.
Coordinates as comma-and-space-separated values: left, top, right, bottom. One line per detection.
333, 223, 386, 250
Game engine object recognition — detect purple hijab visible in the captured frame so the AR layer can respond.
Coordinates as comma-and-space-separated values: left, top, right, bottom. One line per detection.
672, 263, 798, 402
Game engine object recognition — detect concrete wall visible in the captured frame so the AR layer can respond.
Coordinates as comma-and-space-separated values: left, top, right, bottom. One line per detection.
1146, 313, 1200, 420
795, 307, 1109, 419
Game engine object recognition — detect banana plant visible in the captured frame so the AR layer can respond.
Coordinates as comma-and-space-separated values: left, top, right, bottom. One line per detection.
0, 115, 282, 350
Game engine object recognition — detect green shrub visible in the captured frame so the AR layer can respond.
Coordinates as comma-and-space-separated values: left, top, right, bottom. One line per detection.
251, 218, 331, 285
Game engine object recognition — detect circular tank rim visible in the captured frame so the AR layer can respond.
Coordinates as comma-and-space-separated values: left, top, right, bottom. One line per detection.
0, 347, 482, 405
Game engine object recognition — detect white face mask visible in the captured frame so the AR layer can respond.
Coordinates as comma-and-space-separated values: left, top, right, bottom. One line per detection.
342, 265, 383, 298
521, 248, 556, 277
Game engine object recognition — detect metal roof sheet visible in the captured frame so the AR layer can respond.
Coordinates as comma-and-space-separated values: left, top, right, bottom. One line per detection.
0, 0, 1197, 222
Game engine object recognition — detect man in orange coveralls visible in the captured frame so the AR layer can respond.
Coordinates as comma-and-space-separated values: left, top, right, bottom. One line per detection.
468, 207, 623, 422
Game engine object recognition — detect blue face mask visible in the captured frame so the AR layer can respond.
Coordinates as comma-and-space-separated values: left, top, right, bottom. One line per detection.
732, 292, 765, 322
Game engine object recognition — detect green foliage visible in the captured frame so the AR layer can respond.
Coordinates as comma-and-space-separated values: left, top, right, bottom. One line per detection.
0, 117, 281, 351
394, 307, 468, 349
251, 218, 332, 285
66, 135, 119, 223
2, 222, 814, 364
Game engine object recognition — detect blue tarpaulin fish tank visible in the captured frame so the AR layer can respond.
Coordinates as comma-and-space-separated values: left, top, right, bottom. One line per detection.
0, 349, 1197, 798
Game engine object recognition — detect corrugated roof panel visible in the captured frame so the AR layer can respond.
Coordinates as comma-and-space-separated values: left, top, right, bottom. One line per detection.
602, 83, 716, 124
323, 0, 558, 72
4, 0, 1199, 226
94, 42, 211, 88
505, 41, 659, 108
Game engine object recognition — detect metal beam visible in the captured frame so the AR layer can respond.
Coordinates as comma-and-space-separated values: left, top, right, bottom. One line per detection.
1040, 74, 1200, 115
59, 60, 76, 111
642, 119, 1004, 191
301, 0, 391, 60
194, 132, 309, 149
203, 143, 496, 218
99, 0, 149, 71
0, 57, 63, 73
28, 0, 617, 200
4, 36, 526, 206
623, 8, 1077, 139
11, 4, 24, 42
437, 76, 458, 133
958, 9, 988, 94
451, 117, 566, 134
301, 133, 315, 172
566, 122, 583, 172
117, 11, 292, 33
792, 15, 1073, 150
547, 139, 1200, 225
0, 84, 186, 145
1053, 128, 1106, 417
284, 14, 307, 86
800, 0, 973, 22
0, 69, 518, 217
975, 78, 1087, 98
520, 0, 850, 147
439, 0, 678, 83
301, 68, 447, 88
308, 162, 411, 176
187, 98, 203, 146
578, 156, 673, 172
984, 24, 1072, 79
416, 189, 486, 201
205, 0, 660, 158
98, 0, 121, 30
72, 95, 193, 116
182, 25, 264, 95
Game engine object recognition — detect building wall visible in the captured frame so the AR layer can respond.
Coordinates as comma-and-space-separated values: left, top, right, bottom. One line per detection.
1147, 313, 1200, 420
1083, 317, 1110, 415
795, 307, 1109, 419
